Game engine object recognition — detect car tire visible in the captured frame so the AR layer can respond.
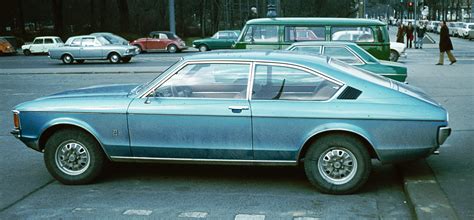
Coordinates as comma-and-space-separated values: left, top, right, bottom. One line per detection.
135, 45, 143, 54
44, 128, 107, 185
23, 49, 31, 56
76, 60, 85, 64
122, 57, 131, 63
167, 44, 178, 53
62, 54, 74, 64
304, 134, 371, 194
108, 52, 121, 64
389, 49, 399, 62
199, 44, 208, 52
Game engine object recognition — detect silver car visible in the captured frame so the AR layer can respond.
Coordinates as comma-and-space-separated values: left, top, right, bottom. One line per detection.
48, 35, 139, 64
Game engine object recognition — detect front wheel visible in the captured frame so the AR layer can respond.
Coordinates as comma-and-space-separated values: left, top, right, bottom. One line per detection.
62, 54, 74, 64
198, 44, 208, 52
167, 44, 178, 53
108, 53, 121, 64
304, 134, 371, 194
44, 129, 106, 185
389, 49, 400, 62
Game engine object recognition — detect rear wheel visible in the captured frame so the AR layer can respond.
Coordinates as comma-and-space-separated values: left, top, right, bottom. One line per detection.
61, 54, 74, 64
199, 44, 208, 52
304, 134, 371, 194
135, 45, 143, 54
44, 128, 106, 184
167, 44, 178, 53
108, 53, 121, 64
23, 49, 31, 56
389, 49, 399, 62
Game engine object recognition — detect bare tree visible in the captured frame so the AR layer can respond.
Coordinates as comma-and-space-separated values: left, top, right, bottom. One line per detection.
51, 0, 63, 36
116, 0, 130, 33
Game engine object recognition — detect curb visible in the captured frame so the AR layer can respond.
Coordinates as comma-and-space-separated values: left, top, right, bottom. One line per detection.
397, 160, 458, 220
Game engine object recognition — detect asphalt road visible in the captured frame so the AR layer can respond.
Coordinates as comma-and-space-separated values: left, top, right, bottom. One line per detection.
0, 31, 473, 219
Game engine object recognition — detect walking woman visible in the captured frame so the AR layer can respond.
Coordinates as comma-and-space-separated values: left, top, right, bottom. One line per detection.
396, 23, 405, 43
405, 22, 414, 48
437, 21, 457, 65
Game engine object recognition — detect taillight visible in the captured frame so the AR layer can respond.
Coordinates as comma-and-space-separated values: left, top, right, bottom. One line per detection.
13, 110, 20, 129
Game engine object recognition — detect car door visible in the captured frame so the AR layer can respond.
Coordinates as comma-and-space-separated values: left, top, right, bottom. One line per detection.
67, 38, 82, 58
80, 37, 102, 58
249, 63, 343, 161
127, 62, 253, 159
43, 38, 54, 53
30, 38, 44, 53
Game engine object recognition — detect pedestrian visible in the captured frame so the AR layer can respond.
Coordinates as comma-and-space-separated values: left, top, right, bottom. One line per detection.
415, 21, 426, 49
437, 21, 457, 65
247, 6, 258, 20
396, 23, 405, 43
405, 22, 414, 48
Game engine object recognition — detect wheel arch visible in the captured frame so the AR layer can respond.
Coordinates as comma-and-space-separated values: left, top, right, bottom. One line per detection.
38, 122, 110, 160
61, 52, 74, 59
297, 129, 379, 164
107, 50, 121, 59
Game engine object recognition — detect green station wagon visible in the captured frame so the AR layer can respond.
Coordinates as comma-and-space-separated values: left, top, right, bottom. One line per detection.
192, 30, 241, 52
233, 18, 390, 60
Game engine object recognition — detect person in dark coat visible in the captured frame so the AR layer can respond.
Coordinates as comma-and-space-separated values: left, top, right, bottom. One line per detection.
396, 23, 405, 43
415, 21, 426, 49
405, 22, 414, 48
436, 21, 457, 65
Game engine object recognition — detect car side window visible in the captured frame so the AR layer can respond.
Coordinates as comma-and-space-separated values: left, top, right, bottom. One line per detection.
292, 46, 322, 54
154, 63, 250, 99
159, 34, 168, 39
252, 64, 341, 101
331, 27, 375, 42
81, 38, 96, 47
284, 26, 325, 42
33, 39, 43, 44
70, 38, 81, 46
323, 47, 363, 64
243, 25, 278, 43
44, 39, 54, 44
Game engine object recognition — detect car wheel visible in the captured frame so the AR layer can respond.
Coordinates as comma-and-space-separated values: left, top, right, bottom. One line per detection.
122, 57, 131, 63
389, 49, 399, 62
23, 49, 31, 56
199, 45, 208, 52
167, 44, 178, 53
44, 128, 106, 185
135, 45, 143, 54
108, 53, 121, 64
76, 60, 85, 64
62, 54, 74, 64
304, 134, 371, 194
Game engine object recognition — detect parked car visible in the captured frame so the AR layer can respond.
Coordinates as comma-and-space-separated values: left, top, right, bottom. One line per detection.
0, 36, 23, 51
389, 42, 407, 62
448, 22, 464, 36
427, 21, 440, 33
48, 35, 139, 64
11, 50, 450, 194
91, 32, 129, 45
130, 31, 187, 53
233, 17, 391, 60
192, 30, 241, 52
0, 38, 16, 55
21, 36, 64, 55
287, 41, 407, 82
458, 23, 474, 39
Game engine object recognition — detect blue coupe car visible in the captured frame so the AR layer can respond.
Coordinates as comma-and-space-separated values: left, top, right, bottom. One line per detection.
11, 51, 451, 194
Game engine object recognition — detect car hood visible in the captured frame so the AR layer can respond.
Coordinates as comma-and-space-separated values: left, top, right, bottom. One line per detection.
36, 84, 139, 100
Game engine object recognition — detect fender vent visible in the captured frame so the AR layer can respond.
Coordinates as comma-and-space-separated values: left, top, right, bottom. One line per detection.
338, 86, 362, 100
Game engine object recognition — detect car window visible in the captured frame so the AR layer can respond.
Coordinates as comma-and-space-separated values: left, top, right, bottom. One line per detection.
323, 47, 363, 64
243, 25, 278, 43
154, 63, 250, 99
331, 27, 375, 42
70, 38, 81, 46
81, 37, 96, 46
159, 33, 168, 39
44, 38, 54, 44
284, 26, 325, 42
291, 46, 322, 54
252, 64, 341, 101
33, 39, 43, 44
55, 38, 63, 43
96, 36, 110, 45
219, 32, 232, 39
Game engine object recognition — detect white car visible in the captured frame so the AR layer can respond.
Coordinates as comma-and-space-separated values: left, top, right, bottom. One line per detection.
449, 22, 464, 36
389, 42, 407, 62
22, 36, 64, 55
458, 23, 474, 39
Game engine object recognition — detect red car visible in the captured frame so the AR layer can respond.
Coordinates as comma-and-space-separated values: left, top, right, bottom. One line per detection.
131, 31, 187, 53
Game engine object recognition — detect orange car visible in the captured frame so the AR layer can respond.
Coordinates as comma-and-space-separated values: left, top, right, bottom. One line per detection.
0, 38, 16, 55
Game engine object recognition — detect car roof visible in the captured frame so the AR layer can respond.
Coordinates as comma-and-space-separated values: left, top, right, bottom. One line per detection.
35, 36, 61, 39
290, 41, 358, 47
150, 31, 174, 34
246, 17, 385, 26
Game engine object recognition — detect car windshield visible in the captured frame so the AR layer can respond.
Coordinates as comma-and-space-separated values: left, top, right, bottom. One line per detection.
131, 60, 182, 95
329, 58, 391, 88
211, 32, 219, 38
96, 36, 111, 45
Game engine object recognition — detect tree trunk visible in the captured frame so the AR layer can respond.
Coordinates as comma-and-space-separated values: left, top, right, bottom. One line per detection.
90, 0, 96, 31
99, 0, 106, 30
17, 0, 25, 35
116, 0, 130, 34
51, 0, 63, 36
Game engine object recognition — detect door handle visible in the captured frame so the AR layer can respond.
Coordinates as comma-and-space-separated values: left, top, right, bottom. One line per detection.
228, 106, 249, 110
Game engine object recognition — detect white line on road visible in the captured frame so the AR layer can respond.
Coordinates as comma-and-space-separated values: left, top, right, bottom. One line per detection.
123, 209, 153, 216
178, 211, 209, 218
235, 214, 265, 220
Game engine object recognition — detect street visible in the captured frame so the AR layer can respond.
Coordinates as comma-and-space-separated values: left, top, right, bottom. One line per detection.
0, 31, 473, 219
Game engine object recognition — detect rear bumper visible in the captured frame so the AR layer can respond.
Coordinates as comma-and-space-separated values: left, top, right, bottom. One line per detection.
438, 127, 451, 146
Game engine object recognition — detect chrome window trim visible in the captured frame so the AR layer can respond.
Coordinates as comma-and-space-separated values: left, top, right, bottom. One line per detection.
287, 45, 323, 54
322, 45, 366, 65
110, 156, 297, 166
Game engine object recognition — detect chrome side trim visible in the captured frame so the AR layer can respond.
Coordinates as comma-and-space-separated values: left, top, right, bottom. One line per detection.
110, 156, 298, 166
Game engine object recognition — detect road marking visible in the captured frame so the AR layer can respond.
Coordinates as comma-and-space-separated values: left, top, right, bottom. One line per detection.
72, 207, 95, 212
123, 209, 153, 216
178, 211, 208, 218
294, 217, 321, 220
235, 214, 265, 220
